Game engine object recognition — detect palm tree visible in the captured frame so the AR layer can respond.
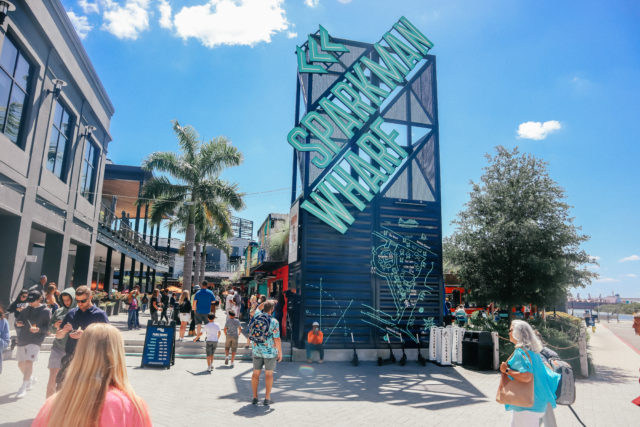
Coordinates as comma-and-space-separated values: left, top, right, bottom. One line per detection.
141, 121, 244, 290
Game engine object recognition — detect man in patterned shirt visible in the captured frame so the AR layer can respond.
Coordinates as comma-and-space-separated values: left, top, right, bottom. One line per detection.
251, 300, 282, 406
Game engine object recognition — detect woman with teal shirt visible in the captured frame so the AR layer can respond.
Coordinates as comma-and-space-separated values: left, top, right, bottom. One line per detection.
500, 320, 560, 427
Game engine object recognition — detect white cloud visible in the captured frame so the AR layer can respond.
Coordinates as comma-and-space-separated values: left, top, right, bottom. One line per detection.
67, 11, 93, 39
625, 273, 638, 278
305, 0, 319, 7
173, 0, 289, 48
102, 0, 151, 40
79, 0, 100, 14
158, 0, 172, 29
517, 120, 562, 140
619, 254, 640, 262
596, 277, 619, 283
337, 0, 352, 3
287, 31, 298, 39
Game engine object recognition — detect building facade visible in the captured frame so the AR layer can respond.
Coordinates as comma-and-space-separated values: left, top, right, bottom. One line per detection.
0, 0, 113, 305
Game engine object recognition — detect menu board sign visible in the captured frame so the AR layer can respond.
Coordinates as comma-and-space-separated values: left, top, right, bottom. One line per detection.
141, 321, 175, 368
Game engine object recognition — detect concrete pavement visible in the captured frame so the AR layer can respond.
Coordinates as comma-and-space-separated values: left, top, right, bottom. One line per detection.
1, 319, 638, 426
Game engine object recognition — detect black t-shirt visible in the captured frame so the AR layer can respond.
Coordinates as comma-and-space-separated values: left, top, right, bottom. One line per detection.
60, 305, 109, 354
161, 294, 169, 310
179, 300, 192, 313
16, 305, 51, 346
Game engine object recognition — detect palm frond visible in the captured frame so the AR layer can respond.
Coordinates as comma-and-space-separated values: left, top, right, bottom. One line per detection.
200, 179, 244, 211
172, 120, 200, 165
142, 151, 191, 182
199, 137, 243, 178
139, 176, 189, 202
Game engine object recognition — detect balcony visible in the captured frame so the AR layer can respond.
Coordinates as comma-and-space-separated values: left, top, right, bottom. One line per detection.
97, 203, 172, 272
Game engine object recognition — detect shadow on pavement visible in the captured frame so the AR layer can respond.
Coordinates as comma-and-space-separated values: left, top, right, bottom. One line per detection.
0, 420, 32, 427
233, 404, 275, 418
186, 369, 211, 376
582, 365, 637, 384
0, 392, 19, 406
219, 362, 489, 411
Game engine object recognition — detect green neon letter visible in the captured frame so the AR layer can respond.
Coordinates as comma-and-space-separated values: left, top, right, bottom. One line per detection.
301, 112, 341, 154
301, 180, 354, 234
383, 32, 422, 69
356, 132, 403, 174
331, 82, 377, 121
393, 16, 434, 56
370, 117, 408, 159
344, 151, 388, 193
287, 127, 335, 169
319, 97, 363, 139
325, 164, 374, 211
345, 64, 389, 106
361, 43, 409, 91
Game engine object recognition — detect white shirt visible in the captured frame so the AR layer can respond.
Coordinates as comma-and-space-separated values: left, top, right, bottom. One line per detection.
203, 322, 221, 342
225, 294, 235, 310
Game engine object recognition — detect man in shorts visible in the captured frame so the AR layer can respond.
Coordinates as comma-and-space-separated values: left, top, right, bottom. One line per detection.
251, 300, 282, 406
193, 282, 216, 340
224, 310, 242, 367
194, 314, 221, 371
46, 287, 75, 397
15, 290, 51, 398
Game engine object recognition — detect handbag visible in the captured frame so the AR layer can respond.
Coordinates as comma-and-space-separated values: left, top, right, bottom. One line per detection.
496, 348, 534, 407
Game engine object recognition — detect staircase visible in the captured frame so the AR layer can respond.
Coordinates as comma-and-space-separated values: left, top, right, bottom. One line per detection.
40, 336, 292, 360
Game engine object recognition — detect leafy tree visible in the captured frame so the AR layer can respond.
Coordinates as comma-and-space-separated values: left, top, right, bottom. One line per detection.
444, 147, 596, 310
141, 121, 243, 290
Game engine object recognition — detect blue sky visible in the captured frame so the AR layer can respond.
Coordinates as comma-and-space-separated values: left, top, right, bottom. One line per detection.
60, 0, 640, 297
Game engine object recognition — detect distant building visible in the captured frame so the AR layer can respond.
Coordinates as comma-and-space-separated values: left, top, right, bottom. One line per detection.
0, 0, 113, 304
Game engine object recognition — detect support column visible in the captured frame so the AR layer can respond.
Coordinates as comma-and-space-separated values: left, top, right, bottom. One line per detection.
118, 253, 126, 291
41, 233, 64, 287
0, 215, 22, 305
130, 259, 136, 291
138, 261, 144, 287
104, 247, 113, 293
142, 204, 148, 242
154, 223, 160, 248
72, 245, 91, 288
151, 269, 156, 292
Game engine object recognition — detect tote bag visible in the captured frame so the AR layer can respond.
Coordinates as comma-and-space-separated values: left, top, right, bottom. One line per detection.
496, 349, 534, 407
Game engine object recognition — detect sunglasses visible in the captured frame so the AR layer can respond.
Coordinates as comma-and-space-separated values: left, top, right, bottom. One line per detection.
76, 298, 88, 304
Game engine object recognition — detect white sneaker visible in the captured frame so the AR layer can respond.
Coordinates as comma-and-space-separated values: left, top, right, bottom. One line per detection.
27, 377, 37, 390
16, 383, 27, 398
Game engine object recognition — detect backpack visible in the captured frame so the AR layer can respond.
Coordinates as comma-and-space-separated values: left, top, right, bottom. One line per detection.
550, 359, 576, 405
248, 312, 272, 344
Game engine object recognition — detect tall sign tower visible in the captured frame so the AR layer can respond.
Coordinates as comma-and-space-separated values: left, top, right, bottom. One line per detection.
288, 18, 443, 349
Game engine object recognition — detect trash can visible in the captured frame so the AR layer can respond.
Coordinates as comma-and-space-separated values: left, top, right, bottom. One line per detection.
461, 331, 479, 369
477, 331, 493, 370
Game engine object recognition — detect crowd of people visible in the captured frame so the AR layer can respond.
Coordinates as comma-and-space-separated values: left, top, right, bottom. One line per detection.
3, 276, 617, 425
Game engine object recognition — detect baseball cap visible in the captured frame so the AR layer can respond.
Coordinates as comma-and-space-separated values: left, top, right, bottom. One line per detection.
27, 290, 42, 302
312, 321, 319, 326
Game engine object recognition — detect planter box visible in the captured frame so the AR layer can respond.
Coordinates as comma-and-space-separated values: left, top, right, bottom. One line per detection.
113, 302, 120, 315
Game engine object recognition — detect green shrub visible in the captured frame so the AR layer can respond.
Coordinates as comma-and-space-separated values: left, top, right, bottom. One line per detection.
466, 313, 588, 376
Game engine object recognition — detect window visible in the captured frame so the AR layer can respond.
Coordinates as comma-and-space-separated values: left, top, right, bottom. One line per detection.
0, 36, 32, 145
46, 100, 73, 180
80, 139, 98, 203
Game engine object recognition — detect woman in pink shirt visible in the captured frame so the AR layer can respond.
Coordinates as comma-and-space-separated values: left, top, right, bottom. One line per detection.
33, 323, 152, 427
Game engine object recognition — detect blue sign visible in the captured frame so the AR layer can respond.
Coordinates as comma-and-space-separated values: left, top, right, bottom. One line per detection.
141, 321, 175, 368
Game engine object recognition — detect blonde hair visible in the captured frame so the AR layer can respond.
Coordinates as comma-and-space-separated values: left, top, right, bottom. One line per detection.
46, 323, 149, 427
510, 320, 543, 353
179, 291, 190, 304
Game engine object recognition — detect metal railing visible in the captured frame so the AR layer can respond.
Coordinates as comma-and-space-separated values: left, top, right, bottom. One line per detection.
98, 203, 172, 267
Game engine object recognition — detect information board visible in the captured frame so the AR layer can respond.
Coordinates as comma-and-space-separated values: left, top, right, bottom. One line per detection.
141, 321, 175, 368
